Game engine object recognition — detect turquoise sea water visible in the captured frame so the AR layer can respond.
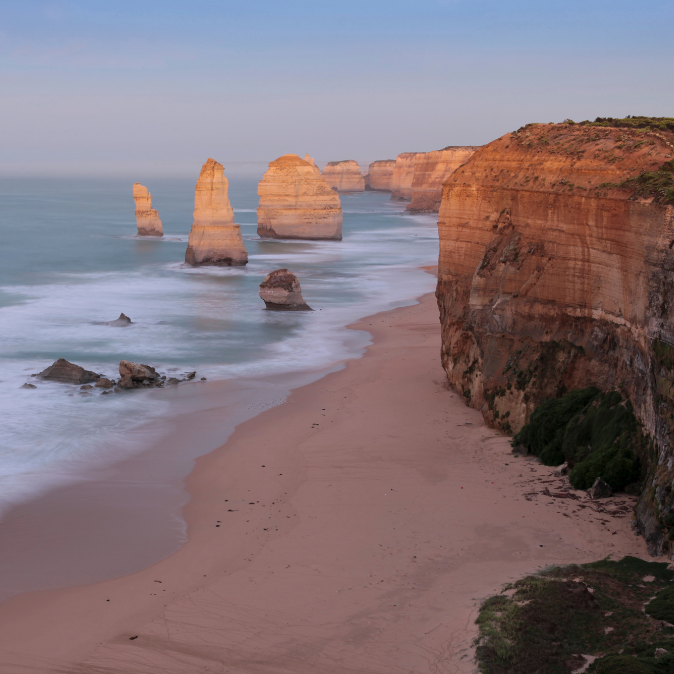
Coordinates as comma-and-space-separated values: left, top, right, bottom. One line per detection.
0, 169, 438, 527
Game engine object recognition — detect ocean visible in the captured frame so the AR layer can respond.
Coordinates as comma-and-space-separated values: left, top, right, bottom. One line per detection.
0, 167, 438, 596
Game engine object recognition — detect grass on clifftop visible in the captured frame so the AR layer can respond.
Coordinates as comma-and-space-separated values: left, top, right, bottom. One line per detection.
581, 116, 674, 132
621, 159, 674, 206
512, 388, 646, 491
475, 556, 674, 674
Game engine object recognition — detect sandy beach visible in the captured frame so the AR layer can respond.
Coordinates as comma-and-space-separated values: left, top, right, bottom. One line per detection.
0, 291, 648, 674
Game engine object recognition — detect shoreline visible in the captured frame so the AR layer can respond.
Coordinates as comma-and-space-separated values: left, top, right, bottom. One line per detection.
0, 291, 648, 673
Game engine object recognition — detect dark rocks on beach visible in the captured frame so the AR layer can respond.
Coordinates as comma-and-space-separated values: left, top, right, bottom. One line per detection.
259, 269, 312, 311
118, 360, 159, 389
80, 384, 93, 390
38, 358, 100, 385
588, 477, 613, 500
20, 383, 36, 389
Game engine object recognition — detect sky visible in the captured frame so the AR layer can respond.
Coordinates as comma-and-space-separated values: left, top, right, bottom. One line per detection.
0, 0, 672, 176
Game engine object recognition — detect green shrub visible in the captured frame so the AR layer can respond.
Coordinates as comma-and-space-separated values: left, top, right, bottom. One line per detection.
593, 655, 655, 674
513, 388, 644, 491
646, 586, 674, 624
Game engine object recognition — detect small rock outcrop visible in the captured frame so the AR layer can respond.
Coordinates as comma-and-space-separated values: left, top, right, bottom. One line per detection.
257, 154, 343, 240
259, 269, 312, 311
38, 358, 100, 385
118, 360, 159, 389
133, 184, 163, 236
95, 378, 115, 389
185, 159, 248, 266
322, 160, 365, 192
588, 477, 613, 500
366, 160, 396, 192
98, 313, 132, 327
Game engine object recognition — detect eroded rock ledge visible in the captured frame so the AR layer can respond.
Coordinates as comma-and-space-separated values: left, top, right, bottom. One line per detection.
435, 118, 674, 555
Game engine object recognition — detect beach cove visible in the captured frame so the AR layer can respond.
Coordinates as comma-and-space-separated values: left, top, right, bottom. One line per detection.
0, 292, 647, 674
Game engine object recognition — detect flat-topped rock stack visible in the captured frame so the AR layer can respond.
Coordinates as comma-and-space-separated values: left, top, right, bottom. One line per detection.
259, 269, 312, 311
407, 146, 478, 213
322, 160, 365, 192
390, 152, 424, 201
133, 183, 163, 236
366, 160, 396, 192
257, 154, 343, 240
185, 159, 248, 266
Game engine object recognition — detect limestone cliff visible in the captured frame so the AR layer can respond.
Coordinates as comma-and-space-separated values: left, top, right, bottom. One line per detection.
322, 160, 365, 192
406, 147, 479, 213
185, 159, 248, 266
259, 269, 311, 311
366, 160, 396, 192
133, 183, 163, 236
435, 119, 674, 554
390, 152, 423, 201
257, 154, 343, 240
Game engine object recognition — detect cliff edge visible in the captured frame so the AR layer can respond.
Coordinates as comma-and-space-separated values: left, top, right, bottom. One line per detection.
435, 117, 674, 554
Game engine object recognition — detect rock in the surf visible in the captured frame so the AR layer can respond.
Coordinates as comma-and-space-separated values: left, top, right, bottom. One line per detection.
20, 383, 36, 389
259, 269, 312, 311
100, 313, 132, 327
95, 377, 115, 389
118, 360, 159, 388
38, 358, 100, 385
185, 158, 248, 267
133, 183, 163, 236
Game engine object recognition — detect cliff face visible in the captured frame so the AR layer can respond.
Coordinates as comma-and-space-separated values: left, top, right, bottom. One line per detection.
406, 147, 479, 213
435, 121, 674, 554
133, 183, 163, 236
367, 160, 396, 192
390, 153, 422, 201
185, 159, 248, 266
322, 160, 365, 192
257, 154, 343, 240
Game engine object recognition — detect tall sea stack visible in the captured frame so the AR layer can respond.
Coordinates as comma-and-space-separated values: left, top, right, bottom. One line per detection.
185, 159, 248, 266
322, 160, 365, 192
133, 183, 163, 236
366, 160, 396, 192
390, 152, 423, 201
257, 154, 343, 240
435, 118, 674, 554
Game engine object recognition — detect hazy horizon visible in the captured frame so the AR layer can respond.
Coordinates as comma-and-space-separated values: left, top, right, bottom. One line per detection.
1, 0, 672, 176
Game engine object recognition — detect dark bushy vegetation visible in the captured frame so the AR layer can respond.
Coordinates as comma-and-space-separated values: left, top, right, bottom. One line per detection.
475, 557, 674, 674
512, 388, 644, 491
583, 116, 674, 132
621, 160, 674, 206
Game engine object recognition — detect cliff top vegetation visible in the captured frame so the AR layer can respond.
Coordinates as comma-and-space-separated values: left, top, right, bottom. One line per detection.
475, 556, 674, 674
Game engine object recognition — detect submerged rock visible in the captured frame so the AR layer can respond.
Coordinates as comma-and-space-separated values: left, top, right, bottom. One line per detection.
133, 183, 163, 236
259, 269, 312, 311
20, 383, 36, 389
38, 358, 100, 385
185, 159, 248, 267
95, 378, 115, 389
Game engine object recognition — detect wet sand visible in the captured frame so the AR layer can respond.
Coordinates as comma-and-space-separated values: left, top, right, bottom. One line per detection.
0, 292, 647, 673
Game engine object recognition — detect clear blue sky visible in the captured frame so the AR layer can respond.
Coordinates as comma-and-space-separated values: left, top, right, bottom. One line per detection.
1, 0, 672, 175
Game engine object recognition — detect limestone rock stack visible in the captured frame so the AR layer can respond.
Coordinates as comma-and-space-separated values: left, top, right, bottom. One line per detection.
133, 183, 163, 236
366, 160, 396, 192
259, 269, 312, 311
257, 154, 343, 240
322, 160, 365, 192
406, 146, 478, 213
390, 152, 423, 201
434, 119, 674, 553
185, 159, 248, 266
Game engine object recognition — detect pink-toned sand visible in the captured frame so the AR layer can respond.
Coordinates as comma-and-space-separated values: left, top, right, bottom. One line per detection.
0, 293, 647, 673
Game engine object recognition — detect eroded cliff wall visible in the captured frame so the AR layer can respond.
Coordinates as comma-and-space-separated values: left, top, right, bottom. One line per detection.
406, 146, 478, 213
435, 121, 674, 554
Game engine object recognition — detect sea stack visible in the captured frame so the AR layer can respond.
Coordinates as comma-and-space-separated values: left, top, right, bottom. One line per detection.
185, 159, 248, 266
406, 146, 479, 213
259, 269, 312, 311
257, 154, 343, 240
366, 160, 396, 192
322, 160, 365, 192
390, 152, 423, 201
133, 183, 163, 236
